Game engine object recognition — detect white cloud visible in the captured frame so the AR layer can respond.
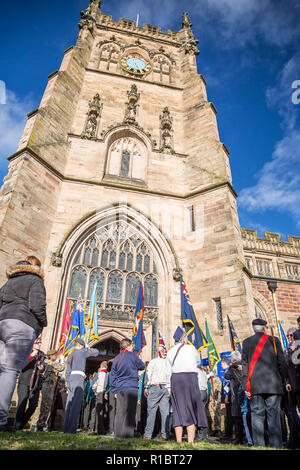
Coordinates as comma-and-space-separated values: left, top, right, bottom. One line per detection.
239, 48, 300, 227
117, 0, 300, 48
0, 89, 35, 168
239, 131, 300, 221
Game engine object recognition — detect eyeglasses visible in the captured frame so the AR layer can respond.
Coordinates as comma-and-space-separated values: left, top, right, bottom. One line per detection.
287, 335, 294, 338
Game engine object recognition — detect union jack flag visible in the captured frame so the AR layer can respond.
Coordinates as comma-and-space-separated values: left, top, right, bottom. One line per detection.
158, 331, 168, 358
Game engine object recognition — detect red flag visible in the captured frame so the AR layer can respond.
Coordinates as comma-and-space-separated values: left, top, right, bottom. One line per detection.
57, 299, 72, 357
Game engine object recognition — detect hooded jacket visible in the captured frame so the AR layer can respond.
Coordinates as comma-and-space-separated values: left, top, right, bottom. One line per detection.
0, 262, 47, 335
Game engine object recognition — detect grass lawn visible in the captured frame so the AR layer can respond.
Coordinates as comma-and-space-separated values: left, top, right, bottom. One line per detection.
0, 431, 274, 451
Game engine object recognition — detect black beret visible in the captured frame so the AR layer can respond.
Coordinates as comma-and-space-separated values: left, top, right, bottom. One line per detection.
252, 318, 267, 326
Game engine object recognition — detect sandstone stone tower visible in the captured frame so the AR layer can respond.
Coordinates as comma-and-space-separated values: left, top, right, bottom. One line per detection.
0, 1, 256, 360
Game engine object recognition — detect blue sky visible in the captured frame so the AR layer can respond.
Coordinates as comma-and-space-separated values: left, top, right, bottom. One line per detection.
0, 0, 300, 239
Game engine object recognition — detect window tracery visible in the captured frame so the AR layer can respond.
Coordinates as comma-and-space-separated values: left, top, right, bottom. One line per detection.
68, 223, 159, 314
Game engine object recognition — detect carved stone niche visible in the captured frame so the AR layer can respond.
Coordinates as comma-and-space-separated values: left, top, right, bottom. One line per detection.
81, 93, 103, 140
159, 107, 174, 153
123, 84, 140, 126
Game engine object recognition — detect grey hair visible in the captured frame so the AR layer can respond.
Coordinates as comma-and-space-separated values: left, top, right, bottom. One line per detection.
253, 324, 265, 333
231, 350, 241, 363
287, 327, 296, 335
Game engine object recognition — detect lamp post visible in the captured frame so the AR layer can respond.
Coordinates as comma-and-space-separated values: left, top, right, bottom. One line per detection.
267, 281, 280, 338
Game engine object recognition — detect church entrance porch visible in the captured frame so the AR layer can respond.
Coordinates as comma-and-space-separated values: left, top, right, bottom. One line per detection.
85, 337, 120, 375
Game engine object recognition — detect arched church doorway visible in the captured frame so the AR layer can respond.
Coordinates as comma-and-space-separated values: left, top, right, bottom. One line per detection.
85, 337, 120, 375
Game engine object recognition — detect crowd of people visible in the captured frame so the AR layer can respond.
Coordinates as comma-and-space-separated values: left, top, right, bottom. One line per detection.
0, 257, 300, 449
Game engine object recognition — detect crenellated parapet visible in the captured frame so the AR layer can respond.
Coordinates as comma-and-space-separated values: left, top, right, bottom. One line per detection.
242, 228, 300, 257
97, 13, 181, 44
242, 228, 300, 282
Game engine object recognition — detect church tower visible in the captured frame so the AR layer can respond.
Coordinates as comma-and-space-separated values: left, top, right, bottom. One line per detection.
0, 1, 256, 358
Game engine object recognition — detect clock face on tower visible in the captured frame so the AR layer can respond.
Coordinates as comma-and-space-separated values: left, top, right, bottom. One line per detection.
120, 55, 152, 78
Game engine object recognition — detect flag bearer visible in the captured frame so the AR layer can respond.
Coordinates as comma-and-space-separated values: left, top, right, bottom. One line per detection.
64, 338, 100, 434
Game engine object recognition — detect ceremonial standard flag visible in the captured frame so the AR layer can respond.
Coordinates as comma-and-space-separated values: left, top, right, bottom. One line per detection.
132, 282, 145, 353
158, 331, 168, 358
279, 322, 289, 350
85, 283, 99, 345
227, 315, 242, 353
64, 294, 86, 357
205, 318, 221, 373
57, 299, 72, 357
180, 275, 208, 352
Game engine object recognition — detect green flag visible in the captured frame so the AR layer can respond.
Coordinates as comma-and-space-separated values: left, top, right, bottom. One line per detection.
205, 318, 221, 373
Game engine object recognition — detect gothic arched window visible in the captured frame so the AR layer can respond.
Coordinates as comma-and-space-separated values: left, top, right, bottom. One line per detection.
66, 223, 159, 314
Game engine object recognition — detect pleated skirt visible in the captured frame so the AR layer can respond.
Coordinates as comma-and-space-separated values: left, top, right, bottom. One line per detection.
171, 372, 208, 428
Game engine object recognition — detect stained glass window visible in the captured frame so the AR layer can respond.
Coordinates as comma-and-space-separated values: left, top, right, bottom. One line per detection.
144, 275, 158, 307
88, 269, 105, 301
101, 249, 108, 268
107, 271, 123, 303
125, 273, 140, 305
83, 247, 91, 265
91, 248, 99, 267
127, 253, 133, 271
136, 254, 143, 272
69, 266, 87, 299
118, 252, 126, 270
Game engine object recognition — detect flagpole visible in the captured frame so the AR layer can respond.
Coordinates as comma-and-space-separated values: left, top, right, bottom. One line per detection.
62, 310, 73, 356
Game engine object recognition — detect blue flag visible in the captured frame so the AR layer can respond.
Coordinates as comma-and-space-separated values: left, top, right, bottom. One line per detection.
132, 282, 145, 353
279, 322, 289, 350
227, 315, 242, 353
85, 283, 99, 345
180, 275, 208, 352
64, 294, 86, 357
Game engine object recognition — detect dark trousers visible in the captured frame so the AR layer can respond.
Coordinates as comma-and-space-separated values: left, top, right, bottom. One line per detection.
83, 398, 96, 432
250, 394, 282, 448
96, 392, 106, 435
115, 390, 138, 438
108, 391, 116, 434
233, 416, 244, 443
64, 375, 85, 434
15, 383, 40, 430
136, 392, 147, 436
225, 402, 233, 437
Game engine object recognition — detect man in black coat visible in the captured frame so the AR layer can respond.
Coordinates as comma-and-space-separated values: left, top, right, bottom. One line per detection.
15, 336, 47, 430
0, 257, 47, 431
242, 318, 291, 448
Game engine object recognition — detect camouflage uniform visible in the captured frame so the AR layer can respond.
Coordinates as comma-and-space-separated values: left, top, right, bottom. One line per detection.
207, 375, 222, 435
36, 358, 64, 430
